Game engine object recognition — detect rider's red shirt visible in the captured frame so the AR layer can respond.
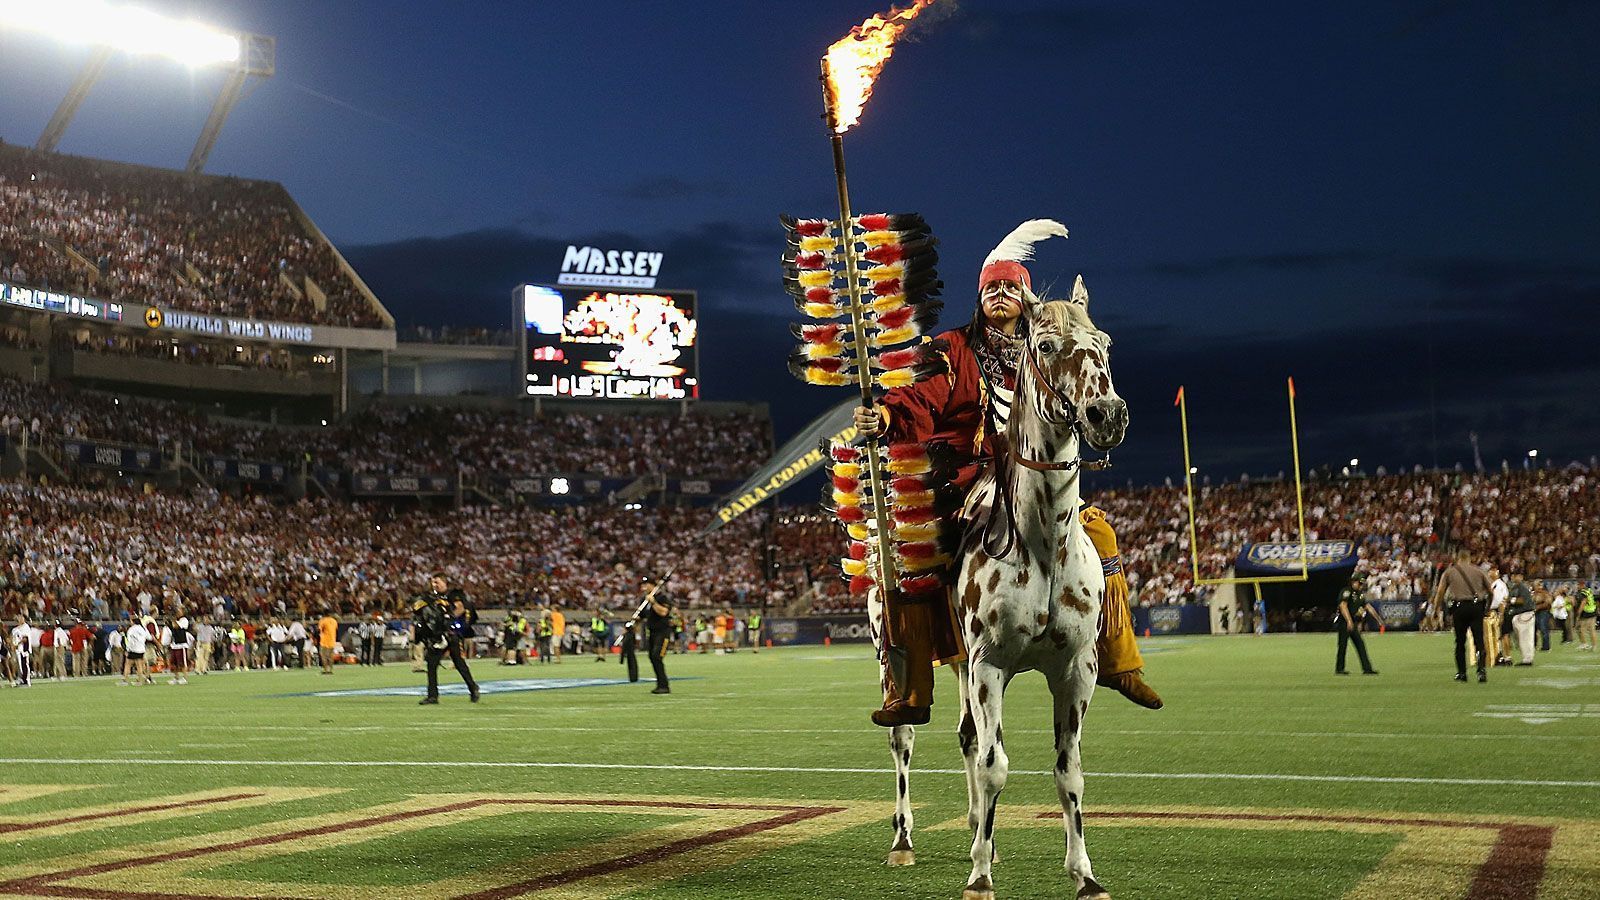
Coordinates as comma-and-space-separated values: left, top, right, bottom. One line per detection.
881, 328, 988, 489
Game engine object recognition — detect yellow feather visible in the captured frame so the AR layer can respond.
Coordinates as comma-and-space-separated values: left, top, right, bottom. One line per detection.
841, 558, 868, 577
805, 342, 845, 359
892, 490, 935, 507
832, 490, 861, 507
872, 327, 915, 347
876, 368, 916, 389
798, 269, 834, 287
900, 553, 953, 572
894, 523, 940, 542
805, 369, 851, 386
799, 235, 838, 252
832, 462, 861, 478
860, 230, 896, 247
887, 458, 932, 476
847, 524, 870, 541
803, 303, 842, 319
869, 294, 906, 313
863, 263, 906, 281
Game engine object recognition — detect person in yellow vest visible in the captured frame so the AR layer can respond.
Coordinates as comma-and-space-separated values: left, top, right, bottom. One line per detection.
747, 611, 762, 653
1079, 505, 1163, 709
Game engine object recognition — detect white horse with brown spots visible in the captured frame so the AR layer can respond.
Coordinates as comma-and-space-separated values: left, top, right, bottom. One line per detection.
874, 275, 1127, 900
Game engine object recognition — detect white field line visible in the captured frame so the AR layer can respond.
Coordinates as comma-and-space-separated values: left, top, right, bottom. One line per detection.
0, 757, 1595, 790
1, 723, 1592, 742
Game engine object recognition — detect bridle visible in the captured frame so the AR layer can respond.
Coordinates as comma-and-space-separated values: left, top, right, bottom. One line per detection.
978, 321, 1112, 560
1008, 329, 1112, 474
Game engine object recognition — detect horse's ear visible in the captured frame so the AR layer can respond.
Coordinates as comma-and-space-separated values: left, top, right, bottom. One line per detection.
1070, 275, 1089, 311
1021, 282, 1045, 319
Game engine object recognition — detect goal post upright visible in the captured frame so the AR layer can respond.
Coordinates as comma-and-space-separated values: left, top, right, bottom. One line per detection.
1179, 378, 1310, 587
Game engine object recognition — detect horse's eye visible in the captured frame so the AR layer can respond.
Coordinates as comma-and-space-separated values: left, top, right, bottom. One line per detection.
1038, 340, 1058, 354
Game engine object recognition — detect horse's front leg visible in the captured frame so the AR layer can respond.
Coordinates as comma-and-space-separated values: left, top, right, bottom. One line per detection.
963, 658, 1008, 900
888, 724, 916, 865
1049, 652, 1109, 900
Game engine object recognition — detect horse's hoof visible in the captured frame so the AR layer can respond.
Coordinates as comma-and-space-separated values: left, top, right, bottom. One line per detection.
887, 849, 915, 866
1077, 876, 1110, 899
963, 875, 994, 900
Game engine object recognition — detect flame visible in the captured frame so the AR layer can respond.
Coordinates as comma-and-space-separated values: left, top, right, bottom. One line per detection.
823, 0, 937, 133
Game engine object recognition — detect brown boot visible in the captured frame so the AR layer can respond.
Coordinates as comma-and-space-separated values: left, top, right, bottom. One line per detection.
872, 600, 936, 727
1100, 670, 1163, 709
871, 699, 931, 727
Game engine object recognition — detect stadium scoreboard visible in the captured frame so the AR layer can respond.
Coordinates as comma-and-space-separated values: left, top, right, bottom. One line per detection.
516, 284, 699, 401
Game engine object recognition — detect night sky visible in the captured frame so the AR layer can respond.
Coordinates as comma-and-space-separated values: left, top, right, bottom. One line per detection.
1, 1, 1596, 486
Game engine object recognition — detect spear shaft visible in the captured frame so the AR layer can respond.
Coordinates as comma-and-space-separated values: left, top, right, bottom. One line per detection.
822, 62, 899, 638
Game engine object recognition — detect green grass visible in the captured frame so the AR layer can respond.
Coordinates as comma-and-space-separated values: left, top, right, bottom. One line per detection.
2, 633, 1597, 898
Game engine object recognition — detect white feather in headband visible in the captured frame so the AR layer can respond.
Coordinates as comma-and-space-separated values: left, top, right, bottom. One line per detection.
983, 219, 1069, 266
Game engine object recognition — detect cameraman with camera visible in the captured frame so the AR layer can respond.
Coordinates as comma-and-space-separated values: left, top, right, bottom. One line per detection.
1432, 549, 1494, 683
414, 575, 480, 705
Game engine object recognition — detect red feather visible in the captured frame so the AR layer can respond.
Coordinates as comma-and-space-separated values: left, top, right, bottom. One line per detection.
875, 310, 916, 333
805, 287, 835, 303
832, 475, 860, 492
795, 219, 830, 236
848, 541, 869, 560
899, 575, 943, 596
891, 476, 927, 493
849, 574, 876, 595
893, 507, 938, 524
800, 323, 844, 344
887, 444, 927, 461
835, 505, 865, 523
831, 446, 859, 462
857, 213, 891, 231
864, 243, 904, 265
872, 278, 902, 296
898, 542, 938, 559
877, 347, 921, 369
795, 251, 829, 268
808, 356, 845, 373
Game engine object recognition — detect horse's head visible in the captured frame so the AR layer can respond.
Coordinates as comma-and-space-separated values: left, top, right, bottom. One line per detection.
1017, 276, 1128, 453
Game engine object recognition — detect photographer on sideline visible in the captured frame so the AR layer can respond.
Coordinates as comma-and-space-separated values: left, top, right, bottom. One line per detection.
415, 575, 480, 705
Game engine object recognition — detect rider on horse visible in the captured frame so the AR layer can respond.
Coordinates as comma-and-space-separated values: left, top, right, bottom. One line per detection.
854, 236, 1163, 727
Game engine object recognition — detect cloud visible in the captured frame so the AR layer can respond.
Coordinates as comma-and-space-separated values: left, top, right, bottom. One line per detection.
1119, 250, 1380, 279
611, 176, 733, 202
955, 4, 1151, 53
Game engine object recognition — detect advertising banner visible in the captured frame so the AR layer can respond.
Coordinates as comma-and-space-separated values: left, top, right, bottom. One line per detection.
351, 474, 456, 496
206, 457, 288, 485
763, 615, 875, 646
59, 439, 163, 472
1131, 605, 1211, 636
1235, 540, 1358, 576
704, 398, 858, 534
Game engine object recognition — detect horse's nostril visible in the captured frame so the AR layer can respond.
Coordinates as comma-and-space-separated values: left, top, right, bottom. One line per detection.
1084, 405, 1106, 426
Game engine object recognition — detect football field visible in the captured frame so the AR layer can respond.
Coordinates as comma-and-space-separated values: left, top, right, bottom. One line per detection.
2, 633, 1597, 899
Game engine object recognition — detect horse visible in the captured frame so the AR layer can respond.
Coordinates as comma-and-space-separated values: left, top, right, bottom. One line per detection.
871, 276, 1128, 900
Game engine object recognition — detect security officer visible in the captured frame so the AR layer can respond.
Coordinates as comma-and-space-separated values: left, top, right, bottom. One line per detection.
1334, 573, 1382, 675
1431, 549, 1493, 682
638, 577, 674, 694
591, 612, 609, 661
501, 610, 525, 665
747, 610, 762, 653
415, 575, 480, 705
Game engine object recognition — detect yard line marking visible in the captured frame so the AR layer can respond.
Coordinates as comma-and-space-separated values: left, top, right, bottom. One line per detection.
1, 758, 1595, 790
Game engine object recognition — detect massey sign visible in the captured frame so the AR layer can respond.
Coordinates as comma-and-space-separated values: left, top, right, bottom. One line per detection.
559, 245, 665, 288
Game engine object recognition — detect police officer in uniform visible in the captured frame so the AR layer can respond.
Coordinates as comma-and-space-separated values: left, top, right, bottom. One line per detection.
1432, 549, 1493, 682
636, 578, 674, 695
415, 575, 480, 704
1335, 574, 1382, 675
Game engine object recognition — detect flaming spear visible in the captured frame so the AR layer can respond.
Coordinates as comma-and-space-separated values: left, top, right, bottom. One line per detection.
783, 2, 946, 662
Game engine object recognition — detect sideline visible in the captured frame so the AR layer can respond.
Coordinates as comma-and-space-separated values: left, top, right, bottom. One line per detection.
1, 758, 1596, 789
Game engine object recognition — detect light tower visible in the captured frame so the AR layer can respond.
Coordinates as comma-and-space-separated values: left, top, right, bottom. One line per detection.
1, 0, 275, 173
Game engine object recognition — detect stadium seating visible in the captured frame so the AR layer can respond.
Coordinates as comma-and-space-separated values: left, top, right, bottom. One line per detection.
0, 143, 385, 328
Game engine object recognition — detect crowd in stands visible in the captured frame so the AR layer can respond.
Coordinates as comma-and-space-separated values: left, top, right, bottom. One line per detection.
783, 467, 1598, 614
0, 375, 770, 479
0, 143, 383, 328
0, 482, 769, 627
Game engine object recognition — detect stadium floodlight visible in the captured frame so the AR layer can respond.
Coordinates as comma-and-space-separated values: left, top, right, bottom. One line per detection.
1, 0, 274, 173
1528, 449, 1539, 458
1349, 457, 1359, 467
0, 0, 240, 66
